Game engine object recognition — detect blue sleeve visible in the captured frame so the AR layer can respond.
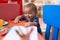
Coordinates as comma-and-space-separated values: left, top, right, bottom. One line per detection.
33, 17, 39, 23
21, 15, 26, 20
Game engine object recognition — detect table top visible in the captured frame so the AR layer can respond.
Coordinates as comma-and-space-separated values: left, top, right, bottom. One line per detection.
0, 20, 45, 40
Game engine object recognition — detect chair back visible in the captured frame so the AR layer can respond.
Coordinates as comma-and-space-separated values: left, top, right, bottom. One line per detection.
43, 5, 60, 40
0, 3, 20, 20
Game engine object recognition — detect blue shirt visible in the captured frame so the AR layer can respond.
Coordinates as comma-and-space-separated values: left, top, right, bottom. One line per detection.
21, 15, 39, 26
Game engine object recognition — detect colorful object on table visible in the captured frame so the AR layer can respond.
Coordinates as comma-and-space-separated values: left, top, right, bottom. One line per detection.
43, 5, 60, 40
3, 21, 8, 26
0, 27, 7, 31
0, 19, 8, 35
0, 19, 4, 28
0, 19, 8, 28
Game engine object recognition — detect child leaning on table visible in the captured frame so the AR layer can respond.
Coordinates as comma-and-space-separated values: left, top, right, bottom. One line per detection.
14, 3, 42, 35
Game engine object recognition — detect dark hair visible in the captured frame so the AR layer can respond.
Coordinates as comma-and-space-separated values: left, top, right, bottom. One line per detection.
24, 3, 37, 14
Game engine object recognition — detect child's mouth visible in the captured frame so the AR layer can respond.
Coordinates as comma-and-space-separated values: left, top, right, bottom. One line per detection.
28, 16, 31, 18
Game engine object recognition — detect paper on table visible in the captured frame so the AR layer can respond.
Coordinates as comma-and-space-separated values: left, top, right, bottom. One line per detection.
3, 26, 38, 40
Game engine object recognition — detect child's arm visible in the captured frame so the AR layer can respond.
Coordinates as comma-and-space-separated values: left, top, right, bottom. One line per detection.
14, 15, 22, 23
28, 22, 38, 26
29, 17, 39, 26
23, 22, 38, 27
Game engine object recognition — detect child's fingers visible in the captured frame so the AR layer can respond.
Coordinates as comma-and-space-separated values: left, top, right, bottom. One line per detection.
14, 19, 19, 24
23, 23, 30, 27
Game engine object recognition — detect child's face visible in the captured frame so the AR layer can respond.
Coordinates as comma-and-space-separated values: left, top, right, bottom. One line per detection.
23, 7, 35, 20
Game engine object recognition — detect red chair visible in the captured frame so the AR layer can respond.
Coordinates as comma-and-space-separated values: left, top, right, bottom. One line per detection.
0, 0, 22, 29
10, 0, 23, 15
0, 0, 22, 20
0, 0, 8, 3
0, 0, 22, 38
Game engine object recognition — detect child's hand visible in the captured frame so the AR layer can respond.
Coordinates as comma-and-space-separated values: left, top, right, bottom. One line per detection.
14, 19, 19, 24
14, 16, 21, 23
14, 17, 20, 23
23, 22, 31, 27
